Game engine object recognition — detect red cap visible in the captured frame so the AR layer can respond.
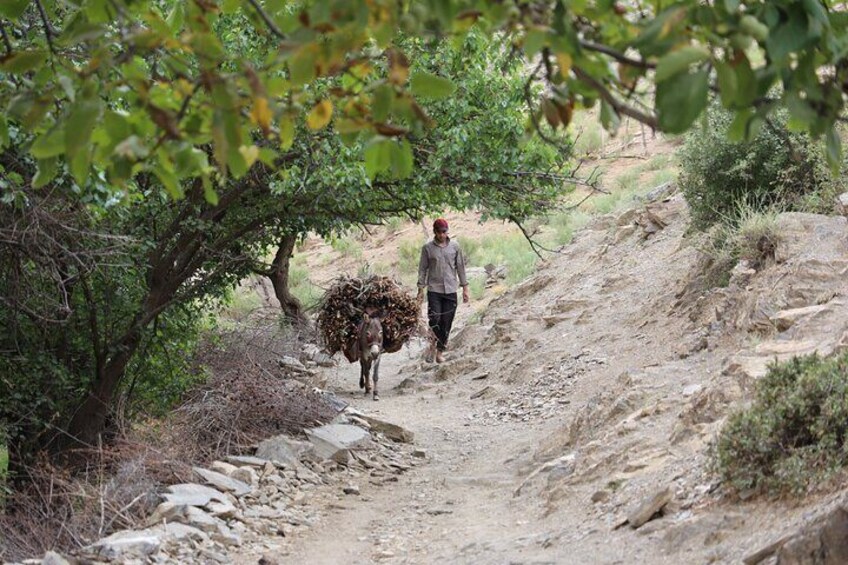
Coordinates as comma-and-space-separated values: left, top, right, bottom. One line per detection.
433, 218, 448, 232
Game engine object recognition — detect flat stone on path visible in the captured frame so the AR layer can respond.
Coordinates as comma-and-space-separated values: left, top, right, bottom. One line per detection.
193, 467, 252, 496
627, 486, 674, 529
226, 455, 270, 467
304, 424, 372, 464
88, 529, 162, 559
163, 483, 230, 507
359, 414, 414, 443
256, 435, 313, 467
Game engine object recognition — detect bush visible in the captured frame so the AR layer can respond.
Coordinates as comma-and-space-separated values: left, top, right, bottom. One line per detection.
694, 204, 780, 288
680, 103, 831, 230
715, 352, 848, 497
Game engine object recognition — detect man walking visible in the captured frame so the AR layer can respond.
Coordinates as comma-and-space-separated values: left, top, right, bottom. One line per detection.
417, 218, 469, 363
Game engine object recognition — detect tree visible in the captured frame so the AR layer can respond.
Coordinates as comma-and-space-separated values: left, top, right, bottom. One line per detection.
0, 29, 565, 459
0, 0, 844, 204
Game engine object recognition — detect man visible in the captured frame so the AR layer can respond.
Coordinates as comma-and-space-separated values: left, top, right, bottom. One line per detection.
417, 218, 469, 363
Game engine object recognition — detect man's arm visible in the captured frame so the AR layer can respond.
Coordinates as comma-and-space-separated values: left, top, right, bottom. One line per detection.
456, 243, 470, 303
416, 244, 428, 301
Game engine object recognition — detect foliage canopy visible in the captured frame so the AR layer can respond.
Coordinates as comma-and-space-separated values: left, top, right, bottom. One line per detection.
0, 0, 846, 204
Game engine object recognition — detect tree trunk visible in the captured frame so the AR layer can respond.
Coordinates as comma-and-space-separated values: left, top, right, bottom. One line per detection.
269, 235, 309, 327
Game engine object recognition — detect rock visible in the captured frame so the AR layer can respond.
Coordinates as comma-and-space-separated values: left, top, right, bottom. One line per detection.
258, 554, 283, 565
183, 506, 222, 533
88, 529, 163, 559
225, 455, 270, 467
773, 505, 848, 564
163, 483, 229, 507
770, 304, 831, 331
627, 486, 673, 529
412, 449, 427, 459
206, 499, 239, 519
836, 192, 848, 216
358, 414, 414, 443
210, 460, 239, 476
591, 490, 610, 504
231, 466, 259, 486
470, 385, 495, 400
304, 424, 373, 464
682, 384, 703, 397
211, 524, 242, 547
256, 435, 314, 467
193, 467, 252, 496
146, 502, 185, 526
644, 181, 675, 202
41, 551, 70, 565
343, 484, 360, 495
278, 355, 307, 372
158, 522, 209, 543
616, 208, 638, 226
614, 225, 638, 243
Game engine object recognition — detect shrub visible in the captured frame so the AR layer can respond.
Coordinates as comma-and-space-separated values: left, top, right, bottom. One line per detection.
694, 205, 780, 287
330, 236, 363, 259
715, 352, 848, 497
680, 103, 831, 230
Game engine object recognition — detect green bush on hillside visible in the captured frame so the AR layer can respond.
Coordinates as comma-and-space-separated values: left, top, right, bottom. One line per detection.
680, 104, 831, 230
715, 352, 848, 496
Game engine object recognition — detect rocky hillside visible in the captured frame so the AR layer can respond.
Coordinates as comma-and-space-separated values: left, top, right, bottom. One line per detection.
29, 189, 848, 565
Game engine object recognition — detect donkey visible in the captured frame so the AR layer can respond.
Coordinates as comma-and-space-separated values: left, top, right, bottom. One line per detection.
357, 309, 384, 401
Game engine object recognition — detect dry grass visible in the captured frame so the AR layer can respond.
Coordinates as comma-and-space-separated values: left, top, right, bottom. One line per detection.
0, 322, 337, 561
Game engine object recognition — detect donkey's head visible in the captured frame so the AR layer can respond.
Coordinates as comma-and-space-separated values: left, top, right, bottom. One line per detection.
360, 310, 384, 360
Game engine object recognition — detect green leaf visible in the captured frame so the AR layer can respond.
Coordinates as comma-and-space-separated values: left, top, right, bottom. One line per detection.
32, 158, 59, 188
599, 100, 620, 134
154, 168, 184, 199
166, 2, 185, 33
65, 98, 103, 159
766, 4, 815, 61
825, 125, 842, 173
0, 0, 28, 19
289, 49, 316, 86
410, 72, 456, 100
0, 50, 47, 74
364, 138, 392, 179
390, 139, 414, 179
279, 114, 295, 150
523, 29, 548, 58
0, 116, 8, 150
714, 61, 737, 109
656, 69, 709, 134
31, 127, 66, 158
655, 46, 710, 83
202, 174, 218, 205
372, 84, 393, 122
70, 147, 91, 186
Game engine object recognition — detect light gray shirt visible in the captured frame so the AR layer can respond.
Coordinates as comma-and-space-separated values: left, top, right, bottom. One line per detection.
417, 238, 468, 294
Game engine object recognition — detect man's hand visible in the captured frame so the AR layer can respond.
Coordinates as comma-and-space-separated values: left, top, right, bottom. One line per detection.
416, 288, 424, 305
462, 286, 470, 304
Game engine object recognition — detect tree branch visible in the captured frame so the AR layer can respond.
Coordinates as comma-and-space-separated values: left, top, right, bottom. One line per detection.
34, 0, 57, 57
0, 20, 12, 55
579, 40, 655, 70
573, 66, 658, 130
246, 0, 286, 39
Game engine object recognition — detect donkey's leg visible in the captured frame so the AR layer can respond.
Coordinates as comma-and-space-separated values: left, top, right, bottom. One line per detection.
372, 355, 382, 401
359, 359, 366, 389
361, 360, 372, 394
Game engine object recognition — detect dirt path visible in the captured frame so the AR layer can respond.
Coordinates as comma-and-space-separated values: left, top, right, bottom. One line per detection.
281, 342, 571, 565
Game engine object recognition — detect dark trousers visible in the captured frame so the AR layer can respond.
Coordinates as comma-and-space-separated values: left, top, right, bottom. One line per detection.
427, 291, 458, 351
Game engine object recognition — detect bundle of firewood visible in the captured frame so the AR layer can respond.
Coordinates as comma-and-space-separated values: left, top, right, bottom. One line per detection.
317, 275, 420, 361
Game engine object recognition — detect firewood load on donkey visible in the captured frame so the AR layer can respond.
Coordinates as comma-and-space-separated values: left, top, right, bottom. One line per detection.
318, 276, 420, 401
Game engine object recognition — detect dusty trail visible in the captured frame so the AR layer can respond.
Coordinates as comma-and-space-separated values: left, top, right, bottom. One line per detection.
283, 346, 571, 564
